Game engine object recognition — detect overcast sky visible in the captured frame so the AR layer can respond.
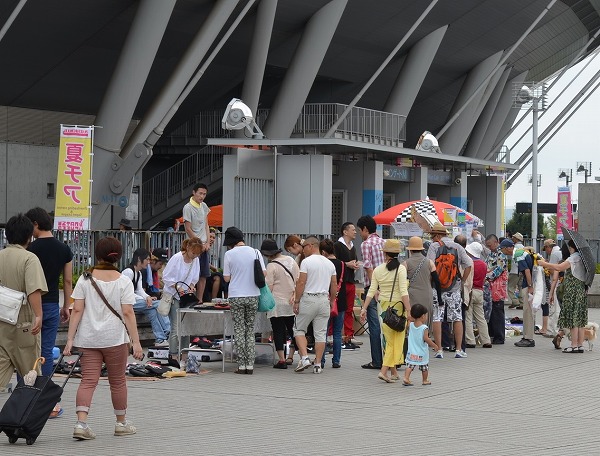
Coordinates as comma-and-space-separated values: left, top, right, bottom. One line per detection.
504, 53, 599, 209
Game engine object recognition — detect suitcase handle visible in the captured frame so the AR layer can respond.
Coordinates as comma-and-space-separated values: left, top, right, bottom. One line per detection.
52, 352, 83, 388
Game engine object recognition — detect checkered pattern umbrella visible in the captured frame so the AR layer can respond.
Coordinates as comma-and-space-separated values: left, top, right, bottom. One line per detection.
373, 199, 482, 226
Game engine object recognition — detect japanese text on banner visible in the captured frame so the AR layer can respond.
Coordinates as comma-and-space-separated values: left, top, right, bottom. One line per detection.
54, 126, 92, 230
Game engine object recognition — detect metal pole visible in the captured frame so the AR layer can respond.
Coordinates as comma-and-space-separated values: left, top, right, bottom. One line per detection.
437, 0, 558, 139
0, 0, 27, 43
323, 0, 438, 138
531, 98, 538, 241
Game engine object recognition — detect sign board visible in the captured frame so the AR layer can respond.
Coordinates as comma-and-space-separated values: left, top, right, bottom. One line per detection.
391, 222, 423, 237
53, 125, 93, 230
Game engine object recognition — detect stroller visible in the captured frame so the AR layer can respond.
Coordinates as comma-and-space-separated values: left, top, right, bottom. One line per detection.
0, 353, 82, 445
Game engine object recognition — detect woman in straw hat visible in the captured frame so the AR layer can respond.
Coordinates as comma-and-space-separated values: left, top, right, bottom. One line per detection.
360, 239, 410, 383
402, 236, 443, 332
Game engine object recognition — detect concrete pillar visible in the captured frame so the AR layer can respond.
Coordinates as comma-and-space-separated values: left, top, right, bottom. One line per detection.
468, 175, 503, 236
384, 26, 447, 116
124, 0, 238, 152
449, 170, 468, 209
91, 0, 176, 228
463, 66, 510, 158
362, 161, 384, 217
275, 155, 332, 234
263, 0, 347, 138
409, 167, 428, 201
477, 70, 528, 160
438, 50, 503, 156
241, 0, 277, 116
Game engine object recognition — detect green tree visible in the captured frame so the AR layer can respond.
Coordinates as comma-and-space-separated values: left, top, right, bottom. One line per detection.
506, 212, 545, 239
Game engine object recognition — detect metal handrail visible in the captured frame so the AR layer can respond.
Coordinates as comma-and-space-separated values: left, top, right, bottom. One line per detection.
141, 145, 230, 214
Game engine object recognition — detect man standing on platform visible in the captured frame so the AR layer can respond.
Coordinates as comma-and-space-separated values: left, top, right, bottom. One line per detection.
183, 183, 211, 302
357, 215, 384, 369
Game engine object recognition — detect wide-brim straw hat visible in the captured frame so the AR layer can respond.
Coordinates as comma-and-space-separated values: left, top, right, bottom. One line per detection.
406, 236, 424, 251
429, 222, 448, 235
381, 238, 401, 253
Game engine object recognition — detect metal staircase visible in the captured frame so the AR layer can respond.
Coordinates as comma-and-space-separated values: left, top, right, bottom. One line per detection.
141, 145, 230, 228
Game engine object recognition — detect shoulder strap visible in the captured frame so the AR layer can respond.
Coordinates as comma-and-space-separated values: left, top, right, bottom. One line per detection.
84, 271, 127, 328
408, 257, 427, 283
271, 260, 295, 283
389, 266, 399, 302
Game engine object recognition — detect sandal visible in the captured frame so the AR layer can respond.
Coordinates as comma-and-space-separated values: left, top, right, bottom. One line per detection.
402, 379, 414, 386
534, 330, 546, 336
285, 357, 294, 365
377, 373, 394, 383
422, 381, 432, 386
562, 347, 577, 353
552, 334, 562, 350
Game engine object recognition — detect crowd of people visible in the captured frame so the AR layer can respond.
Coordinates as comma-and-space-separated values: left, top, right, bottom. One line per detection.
0, 186, 591, 441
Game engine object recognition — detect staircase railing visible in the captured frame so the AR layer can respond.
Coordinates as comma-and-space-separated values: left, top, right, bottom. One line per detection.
142, 145, 230, 215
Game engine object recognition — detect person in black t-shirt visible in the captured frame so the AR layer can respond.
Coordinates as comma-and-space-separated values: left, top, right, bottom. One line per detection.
26, 207, 73, 418
333, 222, 359, 349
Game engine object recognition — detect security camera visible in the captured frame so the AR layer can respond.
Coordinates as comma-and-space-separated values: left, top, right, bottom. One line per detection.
416, 131, 441, 153
454, 178, 462, 185
222, 98, 264, 139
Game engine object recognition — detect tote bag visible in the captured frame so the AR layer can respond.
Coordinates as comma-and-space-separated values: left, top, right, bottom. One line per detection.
257, 285, 276, 312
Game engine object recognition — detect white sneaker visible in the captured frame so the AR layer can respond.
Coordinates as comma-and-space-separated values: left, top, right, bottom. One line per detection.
455, 350, 468, 358
434, 350, 443, 359
154, 340, 169, 347
294, 358, 312, 373
114, 420, 137, 436
73, 423, 96, 440
313, 365, 322, 374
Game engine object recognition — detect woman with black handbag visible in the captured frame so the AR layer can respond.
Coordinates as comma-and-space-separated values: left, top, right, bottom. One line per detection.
360, 239, 410, 383
162, 237, 202, 366
222, 227, 266, 375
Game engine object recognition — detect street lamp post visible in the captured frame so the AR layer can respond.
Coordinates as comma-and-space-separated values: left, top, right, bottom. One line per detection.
576, 161, 592, 183
558, 168, 572, 186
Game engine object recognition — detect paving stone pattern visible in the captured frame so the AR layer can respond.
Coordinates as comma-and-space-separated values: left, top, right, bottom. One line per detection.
1, 307, 599, 455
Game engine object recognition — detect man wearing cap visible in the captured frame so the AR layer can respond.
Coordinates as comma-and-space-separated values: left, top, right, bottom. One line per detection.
183, 183, 211, 303
507, 232, 525, 309
464, 242, 492, 348
145, 248, 169, 298
500, 239, 536, 347
426, 222, 472, 359
293, 236, 337, 374
543, 239, 562, 336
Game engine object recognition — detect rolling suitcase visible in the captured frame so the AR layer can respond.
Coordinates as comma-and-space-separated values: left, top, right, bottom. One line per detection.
0, 352, 82, 445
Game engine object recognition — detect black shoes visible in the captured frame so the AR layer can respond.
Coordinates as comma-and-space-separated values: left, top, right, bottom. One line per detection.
514, 338, 535, 347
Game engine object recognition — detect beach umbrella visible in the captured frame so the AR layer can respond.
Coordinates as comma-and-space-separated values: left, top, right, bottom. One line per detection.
373, 199, 483, 226
561, 226, 596, 287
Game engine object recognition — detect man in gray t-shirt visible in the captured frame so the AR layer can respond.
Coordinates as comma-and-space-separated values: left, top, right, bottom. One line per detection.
183, 183, 211, 301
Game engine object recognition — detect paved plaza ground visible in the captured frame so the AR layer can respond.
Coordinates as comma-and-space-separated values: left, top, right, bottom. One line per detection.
1, 306, 599, 455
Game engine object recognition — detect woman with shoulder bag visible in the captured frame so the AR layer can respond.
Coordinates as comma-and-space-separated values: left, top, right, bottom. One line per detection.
360, 239, 410, 383
161, 237, 202, 366
223, 227, 266, 375
63, 236, 144, 441
261, 238, 299, 369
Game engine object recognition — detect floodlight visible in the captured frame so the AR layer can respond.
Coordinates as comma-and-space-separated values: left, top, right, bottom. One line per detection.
222, 98, 264, 138
415, 131, 441, 153
515, 86, 533, 105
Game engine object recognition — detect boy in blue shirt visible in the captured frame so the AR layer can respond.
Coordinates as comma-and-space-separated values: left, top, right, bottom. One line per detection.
403, 304, 439, 386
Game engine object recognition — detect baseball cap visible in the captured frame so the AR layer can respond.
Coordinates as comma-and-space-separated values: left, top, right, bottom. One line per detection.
499, 239, 514, 249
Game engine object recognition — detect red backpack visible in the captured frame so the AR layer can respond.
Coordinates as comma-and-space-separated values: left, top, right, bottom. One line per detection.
434, 241, 459, 291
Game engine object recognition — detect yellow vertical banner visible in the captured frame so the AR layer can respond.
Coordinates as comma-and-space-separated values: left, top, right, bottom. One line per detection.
53, 125, 93, 230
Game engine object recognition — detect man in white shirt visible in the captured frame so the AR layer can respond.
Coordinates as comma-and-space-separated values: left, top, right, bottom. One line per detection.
293, 236, 337, 374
